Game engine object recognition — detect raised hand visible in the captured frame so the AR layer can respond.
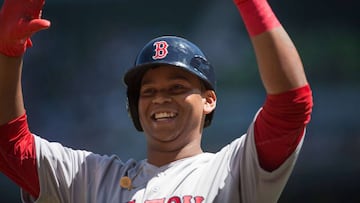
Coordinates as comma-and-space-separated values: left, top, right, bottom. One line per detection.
0, 0, 51, 56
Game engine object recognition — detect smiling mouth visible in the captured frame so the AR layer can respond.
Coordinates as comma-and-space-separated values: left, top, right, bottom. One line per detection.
152, 112, 177, 121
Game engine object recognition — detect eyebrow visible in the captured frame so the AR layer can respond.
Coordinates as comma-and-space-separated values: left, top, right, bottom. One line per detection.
141, 74, 191, 86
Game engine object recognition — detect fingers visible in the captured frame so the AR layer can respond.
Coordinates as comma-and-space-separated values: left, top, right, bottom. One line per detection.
1, 0, 46, 17
26, 0, 46, 18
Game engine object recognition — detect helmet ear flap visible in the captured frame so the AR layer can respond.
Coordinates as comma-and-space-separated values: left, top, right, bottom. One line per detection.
126, 86, 143, 131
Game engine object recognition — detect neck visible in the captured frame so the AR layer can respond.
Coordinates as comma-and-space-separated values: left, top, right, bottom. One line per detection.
146, 141, 203, 167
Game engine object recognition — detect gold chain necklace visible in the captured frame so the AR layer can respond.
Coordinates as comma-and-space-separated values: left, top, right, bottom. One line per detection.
119, 164, 145, 190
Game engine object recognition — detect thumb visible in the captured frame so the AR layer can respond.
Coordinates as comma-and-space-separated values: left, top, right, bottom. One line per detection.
20, 19, 51, 49
26, 19, 51, 33
17, 18, 51, 39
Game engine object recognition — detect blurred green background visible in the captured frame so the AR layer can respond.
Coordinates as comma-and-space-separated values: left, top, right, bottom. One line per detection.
0, 0, 359, 202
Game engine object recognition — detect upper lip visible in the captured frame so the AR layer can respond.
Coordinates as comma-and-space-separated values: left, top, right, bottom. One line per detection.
150, 109, 178, 120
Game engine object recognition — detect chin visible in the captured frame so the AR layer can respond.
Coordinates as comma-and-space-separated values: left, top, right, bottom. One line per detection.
146, 129, 182, 142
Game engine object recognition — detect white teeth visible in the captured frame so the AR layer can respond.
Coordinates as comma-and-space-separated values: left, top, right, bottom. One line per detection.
154, 112, 176, 120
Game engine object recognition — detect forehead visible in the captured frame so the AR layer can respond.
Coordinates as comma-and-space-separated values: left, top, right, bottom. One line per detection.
141, 65, 200, 85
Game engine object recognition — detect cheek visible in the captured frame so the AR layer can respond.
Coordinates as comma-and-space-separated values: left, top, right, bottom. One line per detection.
138, 99, 149, 119
184, 95, 205, 112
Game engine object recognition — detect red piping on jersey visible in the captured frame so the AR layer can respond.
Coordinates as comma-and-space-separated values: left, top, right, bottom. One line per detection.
0, 114, 40, 198
254, 85, 313, 171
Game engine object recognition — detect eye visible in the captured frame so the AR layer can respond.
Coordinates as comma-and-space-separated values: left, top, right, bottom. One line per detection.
140, 87, 156, 97
169, 84, 188, 94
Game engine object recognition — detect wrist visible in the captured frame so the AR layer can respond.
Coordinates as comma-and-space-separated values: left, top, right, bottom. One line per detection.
0, 38, 31, 57
234, 0, 281, 36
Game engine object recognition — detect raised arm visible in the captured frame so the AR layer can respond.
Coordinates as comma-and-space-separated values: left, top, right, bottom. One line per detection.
0, 55, 24, 125
0, 0, 50, 125
0, 0, 50, 198
234, 0, 313, 171
235, 0, 308, 94
252, 28, 308, 93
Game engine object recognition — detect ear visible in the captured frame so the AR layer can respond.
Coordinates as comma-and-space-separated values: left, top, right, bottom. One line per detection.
203, 90, 216, 115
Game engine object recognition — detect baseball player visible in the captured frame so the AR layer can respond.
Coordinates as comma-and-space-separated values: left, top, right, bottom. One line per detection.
0, 0, 313, 202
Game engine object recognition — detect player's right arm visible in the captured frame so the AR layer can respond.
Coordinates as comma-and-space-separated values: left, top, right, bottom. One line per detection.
0, 55, 24, 124
0, 0, 50, 198
0, 0, 50, 124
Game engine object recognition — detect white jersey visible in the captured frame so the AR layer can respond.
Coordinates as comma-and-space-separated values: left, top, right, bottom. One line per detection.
21, 117, 303, 203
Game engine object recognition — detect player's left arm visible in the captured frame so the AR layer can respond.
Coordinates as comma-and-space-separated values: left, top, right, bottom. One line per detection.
252, 22, 307, 94
234, 0, 313, 171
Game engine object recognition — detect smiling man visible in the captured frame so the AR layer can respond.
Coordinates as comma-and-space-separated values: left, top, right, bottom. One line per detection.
0, 0, 313, 202
139, 66, 213, 165
124, 38, 218, 167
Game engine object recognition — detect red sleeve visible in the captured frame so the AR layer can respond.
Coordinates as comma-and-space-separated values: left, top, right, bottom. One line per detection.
0, 113, 40, 198
254, 85, 313, 171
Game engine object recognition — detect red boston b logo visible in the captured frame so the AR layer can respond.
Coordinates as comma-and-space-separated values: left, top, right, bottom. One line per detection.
152, 41, 169, 60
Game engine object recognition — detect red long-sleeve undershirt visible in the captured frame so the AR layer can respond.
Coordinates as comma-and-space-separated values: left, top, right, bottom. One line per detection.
0, 84, 313, 199
0, 113, 39, 197
255, 85, 313, 171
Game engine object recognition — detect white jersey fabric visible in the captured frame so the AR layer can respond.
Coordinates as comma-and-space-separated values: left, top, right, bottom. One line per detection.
21, 116, 304, 203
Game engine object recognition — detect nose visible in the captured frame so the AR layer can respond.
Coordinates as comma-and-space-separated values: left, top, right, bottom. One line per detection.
152, 91, 172, 104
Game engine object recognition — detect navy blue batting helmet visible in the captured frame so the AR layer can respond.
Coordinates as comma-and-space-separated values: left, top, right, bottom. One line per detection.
123, 35, 216, 131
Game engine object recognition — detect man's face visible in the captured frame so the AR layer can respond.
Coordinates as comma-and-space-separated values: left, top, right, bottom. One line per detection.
138, 65, 213, 150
